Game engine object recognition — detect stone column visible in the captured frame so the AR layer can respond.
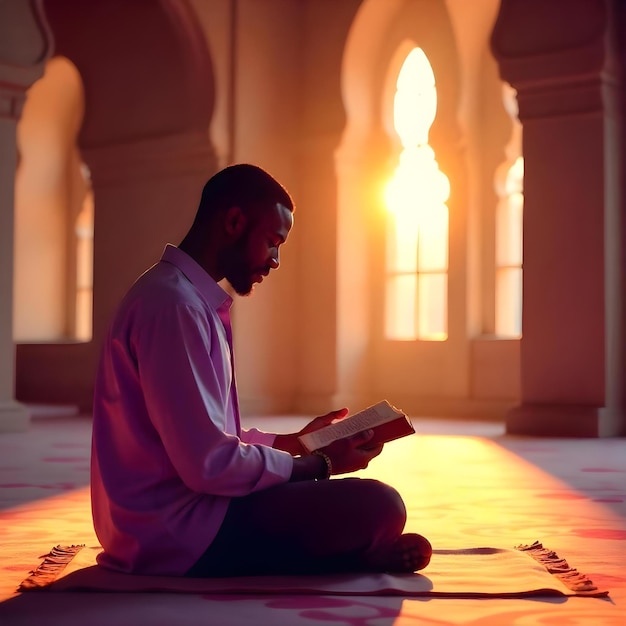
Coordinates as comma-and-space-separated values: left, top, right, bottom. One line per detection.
492, 0, 624, 436
0, 0, 51, 432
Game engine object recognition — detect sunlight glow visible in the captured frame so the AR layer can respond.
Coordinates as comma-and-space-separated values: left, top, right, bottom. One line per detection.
384, 48, 449, 341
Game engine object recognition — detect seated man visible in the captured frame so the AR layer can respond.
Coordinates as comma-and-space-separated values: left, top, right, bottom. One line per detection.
91, 163, 432, 577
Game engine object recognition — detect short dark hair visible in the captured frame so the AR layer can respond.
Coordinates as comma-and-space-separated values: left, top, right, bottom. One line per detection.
197, 164, 294, 221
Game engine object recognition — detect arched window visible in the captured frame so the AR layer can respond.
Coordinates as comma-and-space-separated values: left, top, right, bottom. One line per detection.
383, 47, 449, 341
14, 56, 93, 342
494, 83, 523, 337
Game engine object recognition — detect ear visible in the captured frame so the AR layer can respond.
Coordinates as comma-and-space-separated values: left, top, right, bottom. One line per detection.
224, 206, 247, 237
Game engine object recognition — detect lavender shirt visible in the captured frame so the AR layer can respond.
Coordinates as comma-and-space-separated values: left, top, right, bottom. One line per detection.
91, 244, 293, 575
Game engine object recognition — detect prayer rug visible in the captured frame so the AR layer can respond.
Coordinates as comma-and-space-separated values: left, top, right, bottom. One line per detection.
18, 541, 608, 598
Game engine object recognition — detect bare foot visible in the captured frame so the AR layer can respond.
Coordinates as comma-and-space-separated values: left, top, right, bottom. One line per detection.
366, 533, 432, 573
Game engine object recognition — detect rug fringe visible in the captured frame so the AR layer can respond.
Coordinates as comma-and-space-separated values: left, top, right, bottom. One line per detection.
18, 544, 85, 592
515, 541, 599, 593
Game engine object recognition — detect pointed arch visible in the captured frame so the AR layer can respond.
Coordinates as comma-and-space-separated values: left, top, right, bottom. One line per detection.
336, 0, 464, 408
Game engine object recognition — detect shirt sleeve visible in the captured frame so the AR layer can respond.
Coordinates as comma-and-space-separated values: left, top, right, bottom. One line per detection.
132, 301, 293, 496
241, 428, 277, 446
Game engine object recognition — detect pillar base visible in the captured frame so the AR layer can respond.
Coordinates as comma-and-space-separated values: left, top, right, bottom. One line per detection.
506, 403, 607, 437
0, 400, 30, 433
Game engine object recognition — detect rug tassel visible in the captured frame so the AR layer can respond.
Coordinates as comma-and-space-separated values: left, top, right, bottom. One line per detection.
515, 541, 598, 593
18, 544, 85, 592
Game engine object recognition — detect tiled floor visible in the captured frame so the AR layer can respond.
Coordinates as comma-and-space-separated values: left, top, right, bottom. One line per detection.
0, 414, 625, 625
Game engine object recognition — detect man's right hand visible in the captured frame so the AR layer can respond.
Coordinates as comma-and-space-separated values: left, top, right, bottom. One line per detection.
321, 429, 384, 475
288, 429, 383, 482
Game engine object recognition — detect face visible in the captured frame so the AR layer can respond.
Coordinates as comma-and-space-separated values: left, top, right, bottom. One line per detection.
220, 202, 293, 296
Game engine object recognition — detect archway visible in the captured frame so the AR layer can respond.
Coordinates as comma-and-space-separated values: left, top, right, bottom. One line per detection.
14, 56, 90, 343
15, 0, 217, 410
336, 0, 466, 411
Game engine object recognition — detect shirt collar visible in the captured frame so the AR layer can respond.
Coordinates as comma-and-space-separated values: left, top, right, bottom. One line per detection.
160, 244, 233, 311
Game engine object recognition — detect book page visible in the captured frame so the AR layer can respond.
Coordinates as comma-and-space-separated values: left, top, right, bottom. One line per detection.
298, 400, 404, 452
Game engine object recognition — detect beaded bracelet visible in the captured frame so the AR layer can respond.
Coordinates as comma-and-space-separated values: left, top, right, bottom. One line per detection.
313, 450, 332, 480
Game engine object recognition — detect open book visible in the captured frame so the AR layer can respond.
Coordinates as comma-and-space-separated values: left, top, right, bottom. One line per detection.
298, 400, 415, 453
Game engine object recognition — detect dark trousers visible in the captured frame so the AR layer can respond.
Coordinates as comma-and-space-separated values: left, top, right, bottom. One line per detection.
186, 477, 407, 577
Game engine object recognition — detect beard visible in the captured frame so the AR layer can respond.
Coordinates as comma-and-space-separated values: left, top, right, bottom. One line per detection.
227, 269, 254, 296
218, 239, 256, 296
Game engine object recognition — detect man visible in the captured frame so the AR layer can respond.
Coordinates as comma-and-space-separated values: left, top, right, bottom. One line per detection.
91, 163, 432, 577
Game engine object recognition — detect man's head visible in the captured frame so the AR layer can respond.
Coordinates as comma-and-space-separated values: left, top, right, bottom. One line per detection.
182, 164, 295, 295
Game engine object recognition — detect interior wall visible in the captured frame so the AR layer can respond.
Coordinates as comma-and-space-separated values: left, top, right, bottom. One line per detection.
193, 0, 520, 418
11, 0, 523, 420
186, 0, 234, 168
226, 0, 300, 414
337, 0, 518, 418
293, 0, 363, 414
189, 0, 362, 417
191, 0, 361, 417
6, 0, 625, 435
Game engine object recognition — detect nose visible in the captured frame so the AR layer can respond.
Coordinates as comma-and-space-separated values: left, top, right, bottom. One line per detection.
269, 252, 279, 270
